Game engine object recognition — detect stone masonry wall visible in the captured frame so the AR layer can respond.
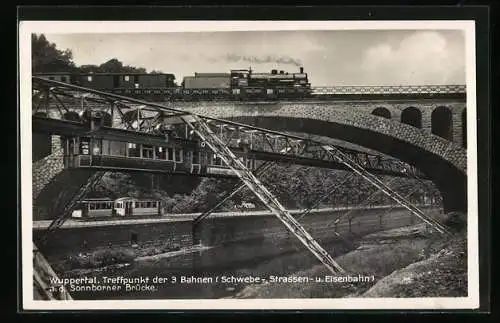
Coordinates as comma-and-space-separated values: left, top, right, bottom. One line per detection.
32, 145, 64, 201
178, 103, 467, 173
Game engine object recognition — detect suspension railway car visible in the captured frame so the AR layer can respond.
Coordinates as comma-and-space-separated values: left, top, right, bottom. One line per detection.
61, 134, 252, 178
71, 197, 162, 220
34, 66, 312, 101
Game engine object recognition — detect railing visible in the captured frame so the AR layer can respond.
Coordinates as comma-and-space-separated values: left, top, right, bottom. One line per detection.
311, 85, 466, 95
48, 84, 466, 98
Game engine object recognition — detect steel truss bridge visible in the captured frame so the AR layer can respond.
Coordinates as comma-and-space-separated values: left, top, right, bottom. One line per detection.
30, 77, 453, 300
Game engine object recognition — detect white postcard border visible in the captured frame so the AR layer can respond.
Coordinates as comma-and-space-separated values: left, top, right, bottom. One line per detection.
19, 20, 479, 310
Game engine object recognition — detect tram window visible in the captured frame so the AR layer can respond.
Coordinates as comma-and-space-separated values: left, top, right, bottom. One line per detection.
214, 155, 223, 166
89, 203, 96, 210
192, 151, 199, 164
174, 149, 182, 162
135, 202, 139, 208
152, 202, 157, 207
167, 148, 174, 161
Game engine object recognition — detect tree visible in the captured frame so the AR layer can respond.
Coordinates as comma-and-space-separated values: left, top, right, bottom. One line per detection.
32, 34, 76, 73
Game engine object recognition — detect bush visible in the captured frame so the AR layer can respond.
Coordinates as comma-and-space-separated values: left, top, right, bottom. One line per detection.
443, 212, 467, 233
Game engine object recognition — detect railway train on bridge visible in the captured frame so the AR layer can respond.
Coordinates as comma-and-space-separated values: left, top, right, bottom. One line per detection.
35, 66, 312, 100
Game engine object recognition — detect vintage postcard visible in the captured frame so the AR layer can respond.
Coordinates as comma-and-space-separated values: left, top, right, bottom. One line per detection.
19, 20, 479, 311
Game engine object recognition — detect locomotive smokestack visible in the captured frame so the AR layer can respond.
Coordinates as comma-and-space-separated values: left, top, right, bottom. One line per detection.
300, 67, 304, 74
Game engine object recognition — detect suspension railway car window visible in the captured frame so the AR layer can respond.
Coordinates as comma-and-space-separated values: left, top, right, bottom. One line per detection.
80, 140, 90, 155
110, 141, 127, 156
155, 147, 166, 159
142, 145, 154, 159
128, 143, 141, 158
92, 141, 101, 155
101, 140, 111, 156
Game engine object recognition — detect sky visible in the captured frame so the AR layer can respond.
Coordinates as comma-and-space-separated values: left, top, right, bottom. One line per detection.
42, 30, 466, 86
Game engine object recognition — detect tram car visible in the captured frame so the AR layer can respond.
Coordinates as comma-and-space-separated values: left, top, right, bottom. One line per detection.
114, 197, 162, 217
71, 197, 162, 219
71, 198, 116, 219
34, 66, 312, 100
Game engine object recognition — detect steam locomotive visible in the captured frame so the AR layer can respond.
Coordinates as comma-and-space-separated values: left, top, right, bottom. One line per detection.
35, 67, 312, 100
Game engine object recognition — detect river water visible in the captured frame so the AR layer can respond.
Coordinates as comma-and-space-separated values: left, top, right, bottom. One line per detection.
60, 207, 423, 300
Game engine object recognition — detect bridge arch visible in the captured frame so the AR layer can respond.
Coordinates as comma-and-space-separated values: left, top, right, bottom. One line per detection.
372, 107, 391, 119
401, 107, 422, 129
431, 106, 453, 141
187, 105, 467, 213
462, 109, 467, 149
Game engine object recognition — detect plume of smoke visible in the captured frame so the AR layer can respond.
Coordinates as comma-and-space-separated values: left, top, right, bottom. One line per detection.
224, 54, 303, 67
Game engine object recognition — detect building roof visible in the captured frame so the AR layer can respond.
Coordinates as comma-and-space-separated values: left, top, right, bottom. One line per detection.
81, 197, 114, 202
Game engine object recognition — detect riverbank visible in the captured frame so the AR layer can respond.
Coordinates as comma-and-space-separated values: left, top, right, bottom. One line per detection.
231, 224, 466, 298
51, 242, 211, 276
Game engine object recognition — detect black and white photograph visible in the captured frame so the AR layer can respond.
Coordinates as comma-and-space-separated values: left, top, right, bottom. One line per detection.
19, 20, 480, 310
